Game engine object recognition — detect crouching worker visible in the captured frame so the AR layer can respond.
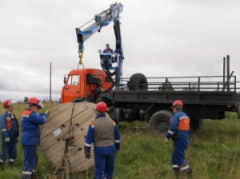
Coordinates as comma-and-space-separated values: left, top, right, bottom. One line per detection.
0, 99, 19, 166
21, 97, 47, 179
84, 102, 121, 179
165, 100, 192, 178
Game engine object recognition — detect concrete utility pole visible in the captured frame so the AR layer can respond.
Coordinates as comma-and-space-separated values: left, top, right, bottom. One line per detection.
50, 62, 52, 102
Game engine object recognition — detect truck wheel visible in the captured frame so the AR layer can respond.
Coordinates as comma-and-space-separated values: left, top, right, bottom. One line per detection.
128, 73, 148, 90
149, 110, 171, 136
191, 118, 204, 131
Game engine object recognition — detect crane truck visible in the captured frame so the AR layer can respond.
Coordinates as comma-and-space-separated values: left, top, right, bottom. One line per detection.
61, 3, 240, 135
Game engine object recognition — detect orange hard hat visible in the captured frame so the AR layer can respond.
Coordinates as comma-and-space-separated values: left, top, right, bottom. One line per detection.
96, 102, 107, 113
3, 99, 14, 108
28, 97, 44, 109
171, 100, 183, 108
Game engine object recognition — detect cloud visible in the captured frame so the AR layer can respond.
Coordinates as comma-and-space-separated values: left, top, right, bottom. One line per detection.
1, 0, 240, 101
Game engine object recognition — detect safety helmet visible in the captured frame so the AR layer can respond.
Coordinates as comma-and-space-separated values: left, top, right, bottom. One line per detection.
27, 97, 44, 109
171, 100, 183, 108
96, 102, 107, 113
3, 99, 14, 108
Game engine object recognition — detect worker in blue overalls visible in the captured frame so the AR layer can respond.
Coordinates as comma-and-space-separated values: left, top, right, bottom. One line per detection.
85, 101, 121, 179
103, 43, 113, 53
21, 97, 47, 179
166, 100, 192, 178
0, 99, 19, 166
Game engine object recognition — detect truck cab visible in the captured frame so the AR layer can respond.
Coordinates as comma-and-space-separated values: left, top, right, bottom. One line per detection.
61, 68, 112, 103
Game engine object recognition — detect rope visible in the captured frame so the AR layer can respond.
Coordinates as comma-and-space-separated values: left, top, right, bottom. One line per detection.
63, 58, 84, 178
57, 50, 94, 179
55, 52, 86, 179
77, 51, 91, 179
78, 53, 90, 179
86, 158, 89, 179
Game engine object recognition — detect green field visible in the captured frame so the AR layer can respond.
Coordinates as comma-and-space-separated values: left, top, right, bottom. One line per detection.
0, 103, 240, 179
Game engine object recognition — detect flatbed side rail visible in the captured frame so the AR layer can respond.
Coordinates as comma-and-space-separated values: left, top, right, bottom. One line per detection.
120, 75, 240, 92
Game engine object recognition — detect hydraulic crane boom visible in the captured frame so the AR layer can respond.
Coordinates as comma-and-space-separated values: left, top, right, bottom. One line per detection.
75, 3, 123, 53
75, 2, 124, 87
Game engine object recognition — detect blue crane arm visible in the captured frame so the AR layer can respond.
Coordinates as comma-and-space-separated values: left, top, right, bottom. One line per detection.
75, 3, 123, 53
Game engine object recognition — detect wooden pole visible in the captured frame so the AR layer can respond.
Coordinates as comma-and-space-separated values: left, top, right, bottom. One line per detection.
50, 62, 52, 102
227, 55, 230, 91
223, 57, 225, 91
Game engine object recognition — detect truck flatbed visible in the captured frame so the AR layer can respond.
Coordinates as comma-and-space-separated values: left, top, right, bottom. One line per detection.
109, 75, 240, 131
112, 90, 240, 106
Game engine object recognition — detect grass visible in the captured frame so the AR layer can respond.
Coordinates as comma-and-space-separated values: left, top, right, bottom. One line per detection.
113, 119, 240, 179
0, 103, 240, 178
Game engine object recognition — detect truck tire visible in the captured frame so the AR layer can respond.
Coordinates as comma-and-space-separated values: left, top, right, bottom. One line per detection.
149, 110, 171, 136
128, 73, 148, 90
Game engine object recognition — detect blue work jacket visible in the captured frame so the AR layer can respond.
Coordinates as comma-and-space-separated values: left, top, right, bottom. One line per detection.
166, 110, 190, 140
21, 109, 46, 146
0, 111, 19, 139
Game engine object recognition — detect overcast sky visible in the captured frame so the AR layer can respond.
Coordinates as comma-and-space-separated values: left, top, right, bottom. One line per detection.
1, 0, 240, 102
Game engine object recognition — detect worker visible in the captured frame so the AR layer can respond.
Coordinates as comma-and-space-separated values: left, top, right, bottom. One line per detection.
84, 101, 121, 179
21, 97, 47, 179
165, 100, 192, 178
103, 43, 113, 53
0, 99, 19, 166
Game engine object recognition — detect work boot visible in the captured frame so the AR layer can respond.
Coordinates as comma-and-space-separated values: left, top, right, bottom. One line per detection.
173, 170, 181, 178
31, 170, 38, 178
0, 159, 4, 165
0, 161, 5, 170
21, 174, 32, 179
182, 168, 193, 178
8, 161, 14, 166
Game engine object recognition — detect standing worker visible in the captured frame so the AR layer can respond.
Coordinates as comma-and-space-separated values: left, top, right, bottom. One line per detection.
165, 100, 192, 178
21, 97, 47, 179
84, 101, 121, 179
103, 43, 113, 53
0, 99, 19, 166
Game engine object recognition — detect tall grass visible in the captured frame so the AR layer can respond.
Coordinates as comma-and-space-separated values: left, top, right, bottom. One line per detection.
111, 118, 240, 179
0, 102, 57, 179
0, 103, 240, 179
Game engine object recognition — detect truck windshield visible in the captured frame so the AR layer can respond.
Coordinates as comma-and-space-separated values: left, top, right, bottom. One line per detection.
67, 75, 80, 85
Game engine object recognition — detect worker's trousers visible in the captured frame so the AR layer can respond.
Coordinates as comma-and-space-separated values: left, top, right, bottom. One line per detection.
0, 135, 17, 164
94, 152, 115, 179
22, 145, 38, 175
171, 139, 190, 171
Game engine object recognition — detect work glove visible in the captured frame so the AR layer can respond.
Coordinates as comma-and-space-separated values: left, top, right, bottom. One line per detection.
84, 146, 91, 159
39, 113, 47, 122
115, 143, 120, 150
45, 110, 49, 115
166, 132, 172, 139
165, 132, 172, 144
115, 143, 120, 153
5, 137, 10, 142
